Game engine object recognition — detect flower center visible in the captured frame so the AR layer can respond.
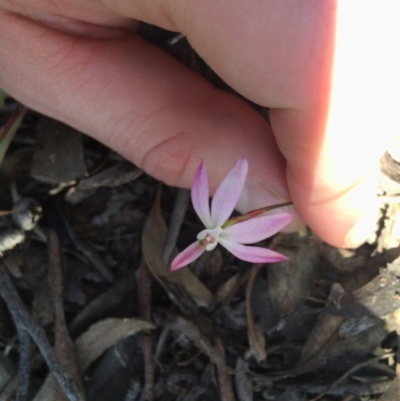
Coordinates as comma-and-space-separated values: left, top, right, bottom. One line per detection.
202, 232, 216, 245
197, 227, 221, 251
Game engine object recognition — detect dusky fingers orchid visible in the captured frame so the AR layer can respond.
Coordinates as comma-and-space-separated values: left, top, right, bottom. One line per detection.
170, 158, 295, 271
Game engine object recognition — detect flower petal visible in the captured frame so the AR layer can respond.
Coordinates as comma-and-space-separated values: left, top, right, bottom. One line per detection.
221, 213, 295, 244
219, 238, 288, 263
211, 158, 248, 227
191, 160, 212, 227
170, 241, 205, 271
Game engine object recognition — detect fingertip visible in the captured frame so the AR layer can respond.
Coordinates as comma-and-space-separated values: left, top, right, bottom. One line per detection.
289, 167, 380, 249
342, 199, 380, 248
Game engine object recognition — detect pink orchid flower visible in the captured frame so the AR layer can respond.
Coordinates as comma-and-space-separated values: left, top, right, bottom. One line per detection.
170, 158, 295, 271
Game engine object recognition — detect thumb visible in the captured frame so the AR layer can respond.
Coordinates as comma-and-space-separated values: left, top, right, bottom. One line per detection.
270, 2, 399, 248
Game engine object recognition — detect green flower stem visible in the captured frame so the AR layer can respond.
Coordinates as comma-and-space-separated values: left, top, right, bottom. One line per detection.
222, 201, 293, 229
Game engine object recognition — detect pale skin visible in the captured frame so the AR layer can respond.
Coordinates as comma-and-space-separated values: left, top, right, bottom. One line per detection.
0, 1, 399, 248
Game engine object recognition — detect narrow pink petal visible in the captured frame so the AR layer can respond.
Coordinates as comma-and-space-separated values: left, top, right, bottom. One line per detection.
211, 158, 248, 227
222, 213, 295, 244
219, 238, 288, 263
170, 241, 205, 271
191, 160, 212, 227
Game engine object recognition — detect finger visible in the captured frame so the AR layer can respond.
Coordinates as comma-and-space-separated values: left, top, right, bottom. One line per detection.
98, 0, 400, 247
0, 0, 133, 28
0, 11, 289, 204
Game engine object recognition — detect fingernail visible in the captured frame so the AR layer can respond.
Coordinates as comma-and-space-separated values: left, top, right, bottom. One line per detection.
343, 202, 379, 248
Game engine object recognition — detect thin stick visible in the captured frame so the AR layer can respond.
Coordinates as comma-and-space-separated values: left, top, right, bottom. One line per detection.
48, 231, 84, 397
245, 234, 284, 361
245, 263, 265, 360
16, 327, 33, 401
215, 337, 236, 401
137, 188, 190, 400
0, 262, 85, 401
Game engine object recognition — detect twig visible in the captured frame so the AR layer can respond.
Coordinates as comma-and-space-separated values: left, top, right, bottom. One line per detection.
0, 209, 13, 216
79, 160, 143, 190
0, 262, 85, 401
16, 327, 33, 401
48, 230, 85, 399
215, 337, 236, 401
309, 353, 394, 401
137, 188, 190, 400
245, 234, 284, 362
214, 247, 284, 342
245, 263, 265, 361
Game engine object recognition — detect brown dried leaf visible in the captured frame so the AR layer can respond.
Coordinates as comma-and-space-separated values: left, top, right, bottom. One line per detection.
274, 279, 388, 376
31, 117, 88, 184
32, 377, 65, 401
284, 310, 386, 376
381, 151, 400, 185
268, 229, 320, 319
78, 160, 143, 190
142, 188, 215, 311
340, 249, 400, 293
216, 273, 240, 304
352, 268, 400, 318
75, 318, 154, 372
300, 313, 346, 365
33, 318, 154, 401
69, 269, 136, 337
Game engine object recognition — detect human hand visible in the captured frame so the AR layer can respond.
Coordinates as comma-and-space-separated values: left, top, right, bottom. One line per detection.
1, 1, 398, 248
